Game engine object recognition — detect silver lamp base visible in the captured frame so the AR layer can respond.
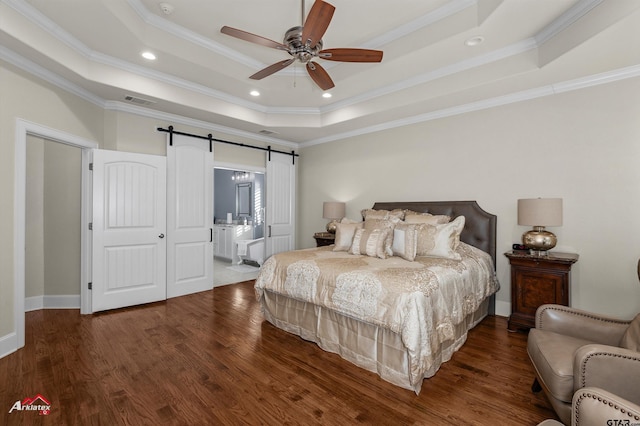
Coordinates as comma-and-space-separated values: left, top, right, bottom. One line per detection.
326, 219, 339, 234
522, 226, 557, 255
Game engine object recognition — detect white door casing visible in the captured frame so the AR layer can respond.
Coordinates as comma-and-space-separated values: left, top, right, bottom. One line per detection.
166, 134, 214, 298
266, 152, 296, 258
91, 149, 167, 312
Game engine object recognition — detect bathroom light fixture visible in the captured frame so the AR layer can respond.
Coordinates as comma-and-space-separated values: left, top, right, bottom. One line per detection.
231, 171, 251, 181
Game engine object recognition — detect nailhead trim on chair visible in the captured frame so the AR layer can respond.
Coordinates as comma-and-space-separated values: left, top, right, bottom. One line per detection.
579, 352, 640, 387
537, 306, 630, 329
574, 391, 640, 424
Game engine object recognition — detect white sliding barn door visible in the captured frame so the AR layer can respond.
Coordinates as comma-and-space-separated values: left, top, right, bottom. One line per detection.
91, 149, 167, 313
266, 152, 296, 258
166, 134, 214, 298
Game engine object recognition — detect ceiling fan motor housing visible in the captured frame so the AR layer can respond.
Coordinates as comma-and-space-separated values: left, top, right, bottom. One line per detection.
284, 26, 323, 63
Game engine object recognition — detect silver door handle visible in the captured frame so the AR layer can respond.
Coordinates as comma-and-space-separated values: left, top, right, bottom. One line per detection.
159, 234, 165, 239
268, 225, 271, 237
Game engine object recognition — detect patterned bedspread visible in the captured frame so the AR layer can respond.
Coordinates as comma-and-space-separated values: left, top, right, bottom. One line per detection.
255, 242, 500, 386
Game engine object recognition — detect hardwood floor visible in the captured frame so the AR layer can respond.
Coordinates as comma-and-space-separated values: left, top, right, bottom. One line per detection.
0, 281, 557, 425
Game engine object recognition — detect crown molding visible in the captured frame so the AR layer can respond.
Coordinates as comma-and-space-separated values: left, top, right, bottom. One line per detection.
363, 0, 476, 49
125, 0, 263, 70
0, 45, 105, 107
535, 0, 603, 45
300, 64, 640, 148
4, 0, 602, 120
0, 44, 297, 147
103, 101, 298, 148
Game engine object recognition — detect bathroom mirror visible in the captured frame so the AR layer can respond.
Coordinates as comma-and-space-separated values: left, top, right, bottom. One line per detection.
236, 182, 252, 217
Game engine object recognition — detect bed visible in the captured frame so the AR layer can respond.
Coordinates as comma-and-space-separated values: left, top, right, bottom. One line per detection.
255, 201, 499, 393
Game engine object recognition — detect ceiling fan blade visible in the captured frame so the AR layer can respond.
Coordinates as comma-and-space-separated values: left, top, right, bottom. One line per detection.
318, 48, 383, 63
301, 0, 335, 48
221, 26, 288, 51
306, 61, 335, 90
250, 59, 295, 80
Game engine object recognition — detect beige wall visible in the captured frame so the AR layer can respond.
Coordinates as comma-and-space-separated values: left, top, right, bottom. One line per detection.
25, 136, 45, 298
43, 140, 82, 295
0, 60, 291, 343
0, 62, 104, 338
298, 76, 640, 319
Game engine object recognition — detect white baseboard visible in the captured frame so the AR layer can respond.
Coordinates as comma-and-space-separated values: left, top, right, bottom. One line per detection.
495, 300, 511, 318
25, 295, 81, 312
0, 332, 19, 359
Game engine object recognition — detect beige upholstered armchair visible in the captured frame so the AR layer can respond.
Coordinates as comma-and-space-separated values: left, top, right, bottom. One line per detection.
527, 304, 640, 425
538, 387, 640, 426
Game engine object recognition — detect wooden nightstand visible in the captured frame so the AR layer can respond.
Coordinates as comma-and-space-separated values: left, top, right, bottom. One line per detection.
505, 251, 579, 332
313, 232, 335, 247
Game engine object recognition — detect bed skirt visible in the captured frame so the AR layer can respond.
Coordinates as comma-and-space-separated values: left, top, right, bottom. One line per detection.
260, 290, 490, 394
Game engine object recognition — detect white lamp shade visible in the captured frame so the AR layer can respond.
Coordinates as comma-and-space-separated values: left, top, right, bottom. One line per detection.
517, 198, 563, 227
322, 201, 346, 219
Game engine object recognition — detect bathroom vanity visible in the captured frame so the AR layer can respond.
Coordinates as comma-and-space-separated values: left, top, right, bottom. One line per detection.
213, 224, 253, 263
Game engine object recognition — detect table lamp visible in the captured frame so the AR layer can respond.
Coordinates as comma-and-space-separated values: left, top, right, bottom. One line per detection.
322, 201, 346, 234
517, 198, 562, 254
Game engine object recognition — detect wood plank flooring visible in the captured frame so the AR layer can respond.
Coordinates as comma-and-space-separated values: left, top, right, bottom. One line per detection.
0, 280, 557, 425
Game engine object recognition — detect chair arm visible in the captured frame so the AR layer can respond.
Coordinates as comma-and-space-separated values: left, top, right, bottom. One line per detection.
574, 344, 640, 406
536, 305, 630, 346
572, 388, 640, 426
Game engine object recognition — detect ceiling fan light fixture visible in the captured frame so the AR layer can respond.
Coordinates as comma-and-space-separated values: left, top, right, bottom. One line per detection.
250, 90, 260, 97
141, 51, 156, 60
322, 92, 332, 98
220, 0, 382, 91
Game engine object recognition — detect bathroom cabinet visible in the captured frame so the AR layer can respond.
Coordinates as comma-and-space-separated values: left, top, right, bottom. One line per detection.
214, 225, 253, 263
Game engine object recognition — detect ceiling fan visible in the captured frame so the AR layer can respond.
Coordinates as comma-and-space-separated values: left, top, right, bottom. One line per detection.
220, 0, 383, 91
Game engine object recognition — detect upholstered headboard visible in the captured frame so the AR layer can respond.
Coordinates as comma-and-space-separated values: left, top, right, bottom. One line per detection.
371, 201, 497, 267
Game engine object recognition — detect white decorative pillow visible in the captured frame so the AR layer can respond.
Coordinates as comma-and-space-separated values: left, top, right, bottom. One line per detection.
392, 223, 419, 261
404, 211, 451, 225
349, 227, 390, 259
415, 216, 465, 260
333, 222, 364, 252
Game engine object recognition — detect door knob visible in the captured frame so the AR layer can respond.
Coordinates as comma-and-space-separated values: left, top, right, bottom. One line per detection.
159, 234, 165, 239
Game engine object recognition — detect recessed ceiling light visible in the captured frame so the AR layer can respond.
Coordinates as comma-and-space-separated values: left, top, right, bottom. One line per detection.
465, 36, 484, 47
141, 51, 156, 60
250, 90, 260, 97
322, 92, 332, 98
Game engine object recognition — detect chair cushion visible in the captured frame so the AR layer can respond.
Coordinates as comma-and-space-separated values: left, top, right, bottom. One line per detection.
620, 313, 640, 351
527, 328, 594, 403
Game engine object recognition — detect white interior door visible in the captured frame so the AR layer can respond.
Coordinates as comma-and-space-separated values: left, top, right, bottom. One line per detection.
166, 134, 214, 298
266, 152, 296, 258
91, 149, 167, 312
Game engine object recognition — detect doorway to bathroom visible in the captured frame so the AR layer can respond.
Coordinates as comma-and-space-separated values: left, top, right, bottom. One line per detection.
213, 166, 265, 286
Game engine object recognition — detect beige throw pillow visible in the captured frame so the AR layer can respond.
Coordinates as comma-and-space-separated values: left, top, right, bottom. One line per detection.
404, 211, 451, 225
361, 208, 405, 221
349, 228, 390, 259
333, 222, 364, 252
363, 218, 396, 257
415, 215, 465, 260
